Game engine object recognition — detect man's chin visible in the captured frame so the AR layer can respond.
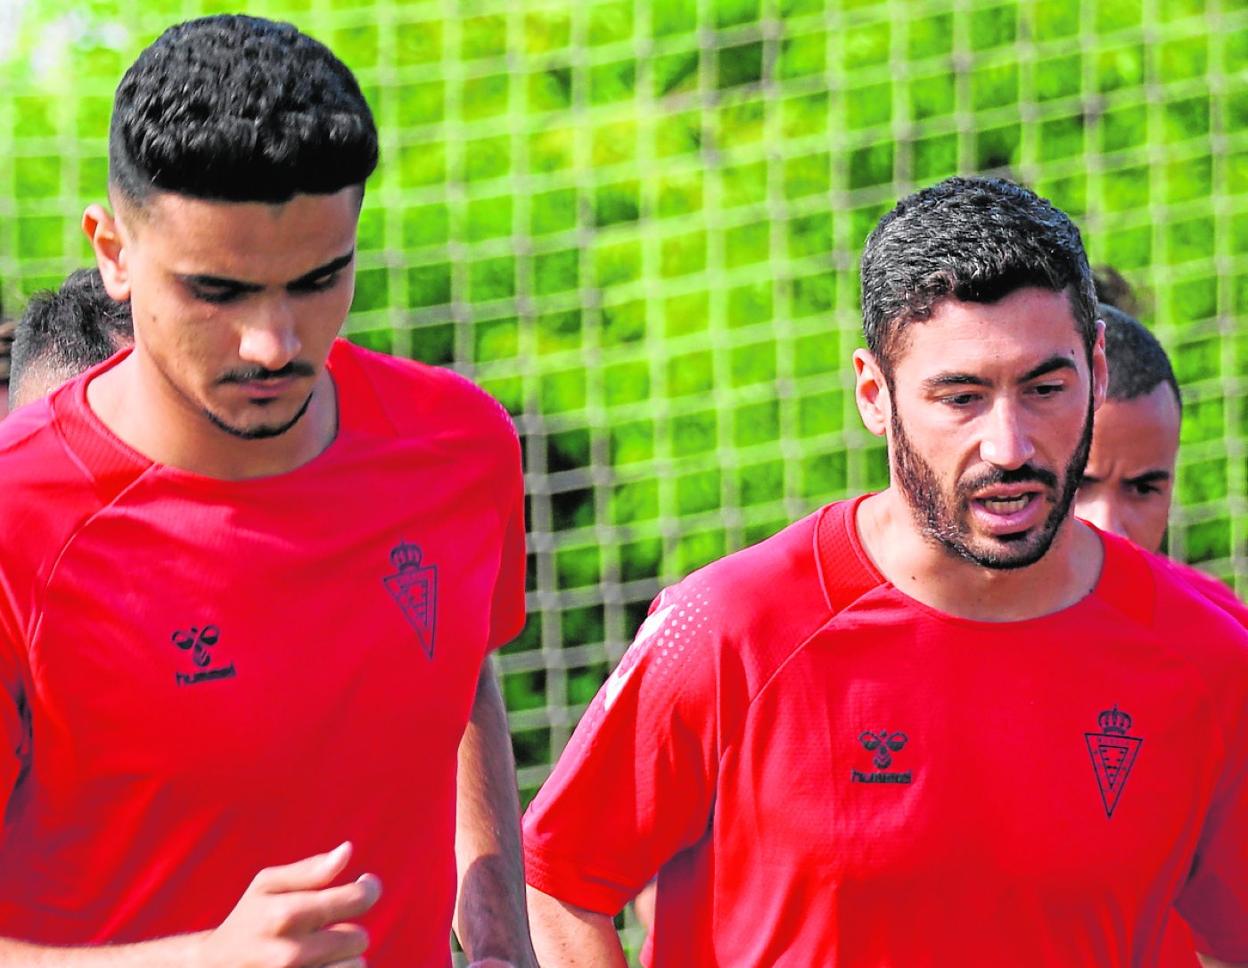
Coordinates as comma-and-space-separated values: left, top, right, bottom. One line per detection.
204, 393, 314, 441
939, 526, 1057, 571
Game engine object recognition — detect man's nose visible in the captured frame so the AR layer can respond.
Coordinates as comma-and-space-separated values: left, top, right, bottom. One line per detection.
978, 401, 1036, 469
237, 298, 301, 371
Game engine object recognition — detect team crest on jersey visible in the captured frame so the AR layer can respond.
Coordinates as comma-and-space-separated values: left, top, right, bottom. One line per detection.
1085, 705, 1142, 818
852, 729, 912, 784
384, 540, 439, 659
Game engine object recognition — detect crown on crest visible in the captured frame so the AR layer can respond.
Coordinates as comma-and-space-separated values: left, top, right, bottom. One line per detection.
1097, 705, 1132, 735
390, 540, 425, 572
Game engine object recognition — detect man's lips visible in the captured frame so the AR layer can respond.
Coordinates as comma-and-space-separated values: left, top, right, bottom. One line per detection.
232, 376, 298, 399
969, 484, 1044, 502
968, 488, 1048, 533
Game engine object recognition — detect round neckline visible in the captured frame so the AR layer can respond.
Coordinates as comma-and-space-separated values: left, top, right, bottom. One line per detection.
840, 492, 1119, 629
58, 340, 372, 493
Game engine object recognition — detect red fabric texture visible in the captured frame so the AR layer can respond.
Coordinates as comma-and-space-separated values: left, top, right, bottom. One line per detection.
0, 340, 526, 965
523, 497, 1248, 966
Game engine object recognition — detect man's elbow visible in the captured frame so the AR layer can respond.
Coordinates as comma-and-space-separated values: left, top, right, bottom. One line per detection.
526, 884, 626, 968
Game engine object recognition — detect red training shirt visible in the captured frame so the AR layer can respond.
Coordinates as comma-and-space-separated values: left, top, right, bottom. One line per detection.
1152, 555, 1248, 968
0, 340, 526, 965
524, 496, 1248, 966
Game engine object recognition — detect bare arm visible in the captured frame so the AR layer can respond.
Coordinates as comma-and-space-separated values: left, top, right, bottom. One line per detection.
526, 884, 628, 968
1199, 957, 1248, 968
0, 843, 379, 967
453, 659, 537, 968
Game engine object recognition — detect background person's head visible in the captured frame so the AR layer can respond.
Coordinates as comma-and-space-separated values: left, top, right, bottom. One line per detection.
855, 176, 1106, 570
1075, 276, 1181, 553
10, 268, 134, 409
83, 14, 378, 441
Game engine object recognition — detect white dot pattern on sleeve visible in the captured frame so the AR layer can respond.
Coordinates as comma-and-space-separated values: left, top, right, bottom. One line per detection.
593, 583, 711, 718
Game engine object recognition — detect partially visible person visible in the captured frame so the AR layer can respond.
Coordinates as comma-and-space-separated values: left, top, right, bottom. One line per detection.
1076, 278, 1246, 621
1077, 276, 1248, 968
0, 285, 13, 416
9, 267, 133, 409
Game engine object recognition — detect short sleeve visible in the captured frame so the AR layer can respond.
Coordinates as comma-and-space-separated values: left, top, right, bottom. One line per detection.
486, 423, 526, 651
522, 581, 720, 915
1174, 671, 1248, 961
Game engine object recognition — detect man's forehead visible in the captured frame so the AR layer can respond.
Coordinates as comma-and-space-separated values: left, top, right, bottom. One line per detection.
889, 287, 1086, 378
123, 188, 360, 278
1096, 386, 1182, 449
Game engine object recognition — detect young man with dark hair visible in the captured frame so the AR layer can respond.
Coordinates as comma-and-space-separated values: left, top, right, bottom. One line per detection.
9, 267, 134, 409
0, 16, 533, 968
523, 177, 1248, 966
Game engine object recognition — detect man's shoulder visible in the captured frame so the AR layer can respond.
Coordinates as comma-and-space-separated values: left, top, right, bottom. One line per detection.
0, 394, 88, 490
1159, 557, 1248, 628
1120, 541, 1248, 666
334, 340, 516, 443
661, 501, 876, 654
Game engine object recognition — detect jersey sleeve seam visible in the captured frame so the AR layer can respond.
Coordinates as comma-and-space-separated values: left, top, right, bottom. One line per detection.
27, 463, 160, 665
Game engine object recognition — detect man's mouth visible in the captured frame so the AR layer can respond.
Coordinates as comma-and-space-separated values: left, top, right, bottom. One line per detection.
977, 494, 1033, 514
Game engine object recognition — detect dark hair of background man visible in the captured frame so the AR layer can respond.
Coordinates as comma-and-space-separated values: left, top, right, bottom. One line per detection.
10, 268, 133, 408
1092, 267, 1181, 412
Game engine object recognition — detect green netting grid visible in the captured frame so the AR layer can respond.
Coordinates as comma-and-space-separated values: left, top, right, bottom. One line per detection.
2, 10, 1248, 961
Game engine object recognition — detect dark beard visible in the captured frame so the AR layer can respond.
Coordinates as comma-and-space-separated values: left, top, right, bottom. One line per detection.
890, 393, 1094, 570
204, 391, 314, 440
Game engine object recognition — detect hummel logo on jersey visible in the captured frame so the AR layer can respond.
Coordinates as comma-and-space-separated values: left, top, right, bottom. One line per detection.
852, 730, 912, 784
1085, 705, 1142, 818
384, 540, 439, 659
170, 625, 237, 686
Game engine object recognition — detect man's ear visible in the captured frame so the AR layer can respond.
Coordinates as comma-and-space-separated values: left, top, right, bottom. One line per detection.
82, 204, 131, 303
853, 348, 890, 438
1090, 318, 1108, 412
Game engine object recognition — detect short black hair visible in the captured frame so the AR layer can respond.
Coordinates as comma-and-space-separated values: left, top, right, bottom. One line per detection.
860, 176, 1097, 376
1098, 302, 1181, 411
10, 269, 134, 406
1092, 265, 1142, 319
109, 15, 378, 208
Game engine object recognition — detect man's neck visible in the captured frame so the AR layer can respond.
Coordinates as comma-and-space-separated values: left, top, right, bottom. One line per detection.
855, 488, 1104, 622
86, 352, 338, 481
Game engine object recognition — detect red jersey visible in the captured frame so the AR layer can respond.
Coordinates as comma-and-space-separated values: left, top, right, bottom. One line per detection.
1165, 557, 1248, 628
1154, 556, 1248, 968
0, 340, 525, 965
523, 497, 1248, 966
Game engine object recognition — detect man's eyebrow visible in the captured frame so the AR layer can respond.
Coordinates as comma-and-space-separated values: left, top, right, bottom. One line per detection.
287, 250, 355, 288
1019, 355, 1078, 383
1125, 469, 1172, 486
177, 273, 263, 293
921, 372, 992, 392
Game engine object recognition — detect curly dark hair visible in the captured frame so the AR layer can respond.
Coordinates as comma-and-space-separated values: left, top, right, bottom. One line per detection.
860, 177, 1097, 377
109, 15, 378, 207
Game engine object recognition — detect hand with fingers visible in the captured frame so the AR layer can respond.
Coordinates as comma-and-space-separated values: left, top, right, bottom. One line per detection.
197, 842, 381, 968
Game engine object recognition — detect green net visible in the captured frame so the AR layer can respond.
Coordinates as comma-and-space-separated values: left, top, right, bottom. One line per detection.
2, 0, 1246, 958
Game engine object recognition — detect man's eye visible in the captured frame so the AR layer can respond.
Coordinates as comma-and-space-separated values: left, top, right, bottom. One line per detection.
1132, 482, 1162, 496
942, 393, 978, 407
191, 286, 243, 305
1032, 382, 1064, 397
292, 273, 340, 294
